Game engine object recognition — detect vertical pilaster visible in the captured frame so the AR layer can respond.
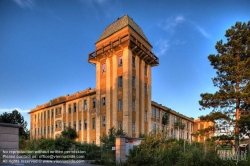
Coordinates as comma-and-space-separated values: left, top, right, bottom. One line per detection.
140, 60, 145, 136
112, 52, 117, 129
96, 62, 101, 145
106, 56, 111, 133
135, 55, 140, 135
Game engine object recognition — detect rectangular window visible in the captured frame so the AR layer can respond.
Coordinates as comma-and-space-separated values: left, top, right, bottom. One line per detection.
92, 98, 96, 108
41, 114, 43, 121
102, 116, 106, 127
156, 110, 160, 120
118, 76, 122, 88
35, 128, 36, 136
102, 63, 106, 73
118, 121, 122, 130
102, 97, 106, 106
48, 110, 50, 119
118, 56, 123, 67
59, 107, 61, 114
68, 104, 71, 114
132, 99, 135, 111
79, 120, 82, 130
44, 112, 46, 120
84, 100, 87, 110
144, 64, 147, 76
74, 121, 76, 130
84, 119, 87, 130
118, 99, 123, 111
52, 109, 54, 118
44, 127, 46, 135
132, 122, 135, 134
132, 76, 135, 88
56, 108, 58, 115
132, 56, 135, 68
74, 103, 77, 113
92, 118, 96, 129
144, 83, 147, 94
38, 128, 39, 135
144, 111, 147, 121
56, 122, 58, 128
153, 108, 156, 119
64, 123, 66, 130
52, 125, 54, 134
59, 122, 62, 128
41, 128, 42, 135
68, 122, 71, 128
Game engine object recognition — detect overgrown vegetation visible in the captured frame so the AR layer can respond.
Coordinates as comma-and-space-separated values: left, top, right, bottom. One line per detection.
123, 133, 250, 166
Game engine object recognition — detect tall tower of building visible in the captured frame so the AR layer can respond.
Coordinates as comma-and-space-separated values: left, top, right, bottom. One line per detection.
88, 15, 159, 144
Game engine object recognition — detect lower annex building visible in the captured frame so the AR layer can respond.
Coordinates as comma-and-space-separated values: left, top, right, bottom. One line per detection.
29, 15, 210, 145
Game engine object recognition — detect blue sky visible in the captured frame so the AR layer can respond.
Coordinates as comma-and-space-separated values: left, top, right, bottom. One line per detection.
0, 0, 249, 129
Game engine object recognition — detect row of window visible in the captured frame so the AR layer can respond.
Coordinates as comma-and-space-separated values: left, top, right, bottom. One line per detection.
101, 55, 148, 76
35, 125, 54, 136
117, 121, 136, 134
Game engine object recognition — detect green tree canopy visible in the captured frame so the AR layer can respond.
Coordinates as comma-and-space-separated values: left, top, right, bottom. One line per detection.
0, 110, 29, 139
61, 126, 77, 140
199, 21, 250, 148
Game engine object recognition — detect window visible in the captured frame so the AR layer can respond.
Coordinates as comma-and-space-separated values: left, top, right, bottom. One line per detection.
41, 128, 42, 135
52, 109, 54, 118
144, 64, 147, 76
118, 99, 123, 111
118, 76, 122, 88
144, 83, 147, 94
44, 112, 46, 120
79, 120, 82, 130
68, 104, 71, 114
156, 110, 160, 120
44, 127, 46, 135
38, 128, 39, 135
102, 97, 106, 106
35, 115, 36, 122
84, 119, 87, 130
59, 122, 62, 128
52, 125, 54, 134
92, 118, 96, 129
56, 122, 58, 128
56, 108, 58, 115
132, 56, 135, 68
35, 128, 36, 136
74, 103, 77, 113
48, 126, 50, 134
92, 98, 96, 108
74, 121, 76, 130
59, 107, 61, 114
102, 116, 106, 127
132, 99, 135, 111
102, 63, 106, 73
132, 122, 135, 134
118, 56, 122, 67
144, 111, 147, 121
118, 121, 122, 130
68, 122, 71, 128
132, 76, 135, 88
48, 110, 50, 119
64, 123, 66, 130
41, 114, 43, 121
84, 100, 87, 110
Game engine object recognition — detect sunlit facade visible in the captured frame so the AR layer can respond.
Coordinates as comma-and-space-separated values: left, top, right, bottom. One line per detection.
29, 15, 201, 145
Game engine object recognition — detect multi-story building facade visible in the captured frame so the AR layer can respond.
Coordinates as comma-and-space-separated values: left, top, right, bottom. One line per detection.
29, 15, 196, 145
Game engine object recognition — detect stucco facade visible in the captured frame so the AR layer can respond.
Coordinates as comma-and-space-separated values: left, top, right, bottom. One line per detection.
29, 15, 198, 145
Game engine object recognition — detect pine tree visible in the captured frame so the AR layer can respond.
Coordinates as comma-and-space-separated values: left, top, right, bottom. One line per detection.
199, 21, 250, 149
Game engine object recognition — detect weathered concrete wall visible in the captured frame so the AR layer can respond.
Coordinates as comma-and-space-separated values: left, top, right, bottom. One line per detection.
0, 123, 20, 151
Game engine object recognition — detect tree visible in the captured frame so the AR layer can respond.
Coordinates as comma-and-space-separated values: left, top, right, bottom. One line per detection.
61, 127, 77, 140
0, 110, 29, 139
199, 21, 250, 149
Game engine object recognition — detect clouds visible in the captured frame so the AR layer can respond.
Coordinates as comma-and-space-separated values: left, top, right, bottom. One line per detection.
12, 0, 35, 9
159, 15, 210, 38
0, 108, 30, 113
155, 40, 169, 56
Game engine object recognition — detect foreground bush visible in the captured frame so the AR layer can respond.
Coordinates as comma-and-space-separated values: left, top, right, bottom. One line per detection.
124, 134, 250, 166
